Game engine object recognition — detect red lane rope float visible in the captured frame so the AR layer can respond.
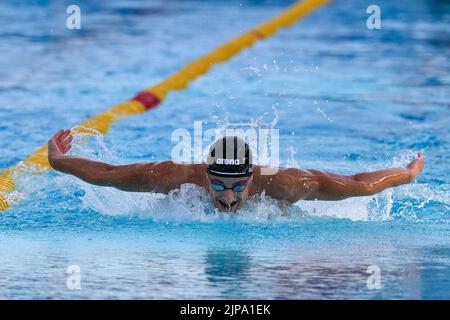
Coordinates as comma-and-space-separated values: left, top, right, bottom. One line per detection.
132, 92, 161, 111
0, 0, 330, 211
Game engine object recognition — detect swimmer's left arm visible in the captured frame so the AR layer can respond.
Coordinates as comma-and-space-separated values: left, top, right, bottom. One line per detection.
262, 153, 424, 202
303, 153, 425, 201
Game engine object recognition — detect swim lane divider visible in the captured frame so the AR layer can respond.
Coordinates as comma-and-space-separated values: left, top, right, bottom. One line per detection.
0, 0, 329, 211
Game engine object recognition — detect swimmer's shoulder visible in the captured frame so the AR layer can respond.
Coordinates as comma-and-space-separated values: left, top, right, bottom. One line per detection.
251, 165, 317, 196
183, 162, 208, 187
143, 161, 207, 187
253, 165, 315, 181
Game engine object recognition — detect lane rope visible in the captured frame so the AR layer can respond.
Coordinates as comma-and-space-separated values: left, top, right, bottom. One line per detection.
0, 0, 330, 211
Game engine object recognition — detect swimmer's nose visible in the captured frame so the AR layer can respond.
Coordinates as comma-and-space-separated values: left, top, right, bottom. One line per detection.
221, 189, 236, 205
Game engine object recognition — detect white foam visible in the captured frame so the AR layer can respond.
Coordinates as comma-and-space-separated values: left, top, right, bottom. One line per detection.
10, 132, 443, 224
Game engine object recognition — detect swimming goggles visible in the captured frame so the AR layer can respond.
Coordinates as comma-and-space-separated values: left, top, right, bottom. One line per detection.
210, 180, 248, 192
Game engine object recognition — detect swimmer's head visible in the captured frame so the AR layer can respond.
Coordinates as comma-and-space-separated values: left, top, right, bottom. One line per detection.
206, 136, 253, 212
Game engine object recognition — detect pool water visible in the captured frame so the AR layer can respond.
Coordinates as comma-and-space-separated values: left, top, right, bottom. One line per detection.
0, 0, 449, 299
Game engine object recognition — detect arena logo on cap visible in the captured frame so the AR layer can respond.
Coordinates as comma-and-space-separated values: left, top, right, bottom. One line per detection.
171, 121, 279, 175
216, 158, 240, 165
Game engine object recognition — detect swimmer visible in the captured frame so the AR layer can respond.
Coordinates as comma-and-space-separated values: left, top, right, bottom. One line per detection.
48, 129, 424, 212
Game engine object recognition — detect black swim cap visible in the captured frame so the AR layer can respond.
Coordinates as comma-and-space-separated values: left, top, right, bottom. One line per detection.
207, 136, 253, 178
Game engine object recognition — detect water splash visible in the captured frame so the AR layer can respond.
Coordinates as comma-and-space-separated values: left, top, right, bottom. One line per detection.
9, 133, 447, 224
70, 127, 119, 163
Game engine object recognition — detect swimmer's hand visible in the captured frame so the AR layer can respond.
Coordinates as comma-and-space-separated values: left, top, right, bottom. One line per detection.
48, 129, 73, 162
407, 152, 425, 180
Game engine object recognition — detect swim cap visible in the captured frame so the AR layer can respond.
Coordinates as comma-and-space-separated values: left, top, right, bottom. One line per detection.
207, 136, 253, 178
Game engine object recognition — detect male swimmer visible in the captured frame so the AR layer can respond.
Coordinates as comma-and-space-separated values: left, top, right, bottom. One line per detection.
48, 129, 424, 212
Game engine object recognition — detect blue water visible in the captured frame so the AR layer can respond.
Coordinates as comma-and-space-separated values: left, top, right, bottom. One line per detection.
0, 0, 449, 299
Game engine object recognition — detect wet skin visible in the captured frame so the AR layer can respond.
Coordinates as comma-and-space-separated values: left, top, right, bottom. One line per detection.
48, 129, 425, 213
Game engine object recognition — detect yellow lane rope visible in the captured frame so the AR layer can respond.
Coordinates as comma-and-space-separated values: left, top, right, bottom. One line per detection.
0, 0, 330, 211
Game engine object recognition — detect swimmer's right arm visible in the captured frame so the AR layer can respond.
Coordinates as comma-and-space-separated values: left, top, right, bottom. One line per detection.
48, 129, 204, 193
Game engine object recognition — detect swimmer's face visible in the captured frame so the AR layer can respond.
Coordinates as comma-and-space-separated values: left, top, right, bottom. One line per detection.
206, 174, 253, 213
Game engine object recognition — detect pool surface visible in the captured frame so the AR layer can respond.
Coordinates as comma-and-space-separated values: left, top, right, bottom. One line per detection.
0, 0, 449, 299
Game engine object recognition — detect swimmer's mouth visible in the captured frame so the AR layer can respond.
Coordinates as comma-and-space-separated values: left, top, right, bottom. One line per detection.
217, 199, 238, 212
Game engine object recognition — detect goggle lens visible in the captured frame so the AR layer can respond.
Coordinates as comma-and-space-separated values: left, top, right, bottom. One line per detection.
232, 184, 246, 192
211, 181, 247, 192
212, 184, 225, 191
